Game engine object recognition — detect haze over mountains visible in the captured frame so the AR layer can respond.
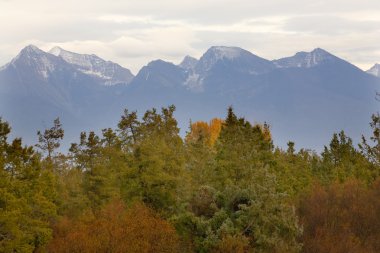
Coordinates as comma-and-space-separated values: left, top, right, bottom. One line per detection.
0, 45, 379, 151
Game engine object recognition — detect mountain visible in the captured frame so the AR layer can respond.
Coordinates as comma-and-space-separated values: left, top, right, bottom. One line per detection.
197, 46, 274, 74
0, 45, 379, 151
0, 45, 131, 146
124, 46, 379, 149
177, 46, 275, 93
132, 60, 188, 90
273, 48, 343, 68
367, 64, 380, 77
49, 46, 134, 85
179, 56, 198, 70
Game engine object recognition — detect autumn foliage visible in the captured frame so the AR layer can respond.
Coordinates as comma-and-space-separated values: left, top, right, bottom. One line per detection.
186, 118, 223, 147
299, 179, 380, 253
1, 106, 380, 252
47, 200, 180, 253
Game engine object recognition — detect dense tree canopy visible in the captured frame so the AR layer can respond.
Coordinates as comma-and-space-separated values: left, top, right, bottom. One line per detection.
1, 106, 379, 252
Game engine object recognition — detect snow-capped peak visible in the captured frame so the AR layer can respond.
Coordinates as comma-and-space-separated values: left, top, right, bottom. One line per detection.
13, 45, 46, 61
9, 45, 59, 80
366, 63, 380, 77
47, 46, 134, 85
48, 46, 98, 68
196, 46, 274, 75
49, 46, 64, 57
24, 44, 43, 53
207, 46, 244, 60
307, 48, 335, 65
197, 46, 251, 72
273, 48, 337, 68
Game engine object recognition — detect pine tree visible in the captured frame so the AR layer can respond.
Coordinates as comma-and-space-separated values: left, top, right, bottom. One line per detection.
214, 107, 273, 188
360, 113, 380, 168
0, 118, 57, 252
124, 106, 185, 213
36, 118, 64, 159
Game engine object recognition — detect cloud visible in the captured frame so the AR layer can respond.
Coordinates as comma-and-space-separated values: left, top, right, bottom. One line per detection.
26, 26, 199, 74
0, 0, 380, 72
283, 15, 380, 35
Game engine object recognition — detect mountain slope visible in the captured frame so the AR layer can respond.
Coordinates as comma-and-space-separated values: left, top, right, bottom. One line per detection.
124, 46, 379, 149
0, 45, 128, 146
0, 45, 379, 150
273, 48, 339, 68
49, 46, 134, 85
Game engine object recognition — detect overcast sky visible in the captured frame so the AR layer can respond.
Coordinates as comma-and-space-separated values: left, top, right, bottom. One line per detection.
1, 0, 380, 73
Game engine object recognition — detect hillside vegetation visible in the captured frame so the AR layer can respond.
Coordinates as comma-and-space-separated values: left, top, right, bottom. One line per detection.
1, 106, 379, 252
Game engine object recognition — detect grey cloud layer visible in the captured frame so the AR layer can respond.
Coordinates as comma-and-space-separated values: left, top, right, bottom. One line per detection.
0, 0, 379, 72
284, 15, 380, 35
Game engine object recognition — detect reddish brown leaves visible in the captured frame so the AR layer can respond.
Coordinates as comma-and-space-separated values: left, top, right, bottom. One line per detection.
299, 179, 380, 253
48, 200, 180, 253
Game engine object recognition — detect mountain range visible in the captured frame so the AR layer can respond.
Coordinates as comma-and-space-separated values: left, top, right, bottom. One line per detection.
0, 45, 379, 151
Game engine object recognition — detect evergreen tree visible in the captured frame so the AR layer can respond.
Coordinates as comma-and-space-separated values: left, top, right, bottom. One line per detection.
122, 105, 185, 214
0, 119, 57, 252
175, 108, 301, 253
118, 109, 140, 148
321, 131, 373, 183
214, 107, 273, 188
360, 113, 380, 168
36, 118, 64, 159
70, 131, 122, 208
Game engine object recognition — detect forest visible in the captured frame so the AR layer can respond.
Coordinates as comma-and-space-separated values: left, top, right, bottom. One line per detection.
0, 105, 379, 253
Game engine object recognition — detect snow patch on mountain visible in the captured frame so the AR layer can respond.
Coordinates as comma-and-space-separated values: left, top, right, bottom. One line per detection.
183, 73, 203, 92
49, 46, 100, 69
274, 48, 337, 68
179, 55, 198, 70
12, 45, 46, 63
49, 46, 63, 57
49, 46, 134, 85
82, 70, 111, 79
197, 46, 246, 72
209, 46, 244, 60
366, 63, 380, 77
179, 46, 277, 91
10, 45, 58, 80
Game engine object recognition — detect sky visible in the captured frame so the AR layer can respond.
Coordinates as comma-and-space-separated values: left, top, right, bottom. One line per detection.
0, 0, 380, 74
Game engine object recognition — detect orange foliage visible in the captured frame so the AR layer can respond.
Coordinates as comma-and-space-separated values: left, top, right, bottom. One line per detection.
187, 121, 210, 144
187, 118, 223, 147
48, 200, 180, 253
299, 179, 380, 253
258, 122, 272, 142
209, 118, 223, 146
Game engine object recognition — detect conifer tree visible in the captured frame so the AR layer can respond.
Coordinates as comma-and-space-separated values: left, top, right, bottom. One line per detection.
0, 118, 57, 252
36, 118, 64, 159
321, 131, 373, 183
214, 106, 273, 187
360, 113, 380, 168
123, 105, 185, 213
